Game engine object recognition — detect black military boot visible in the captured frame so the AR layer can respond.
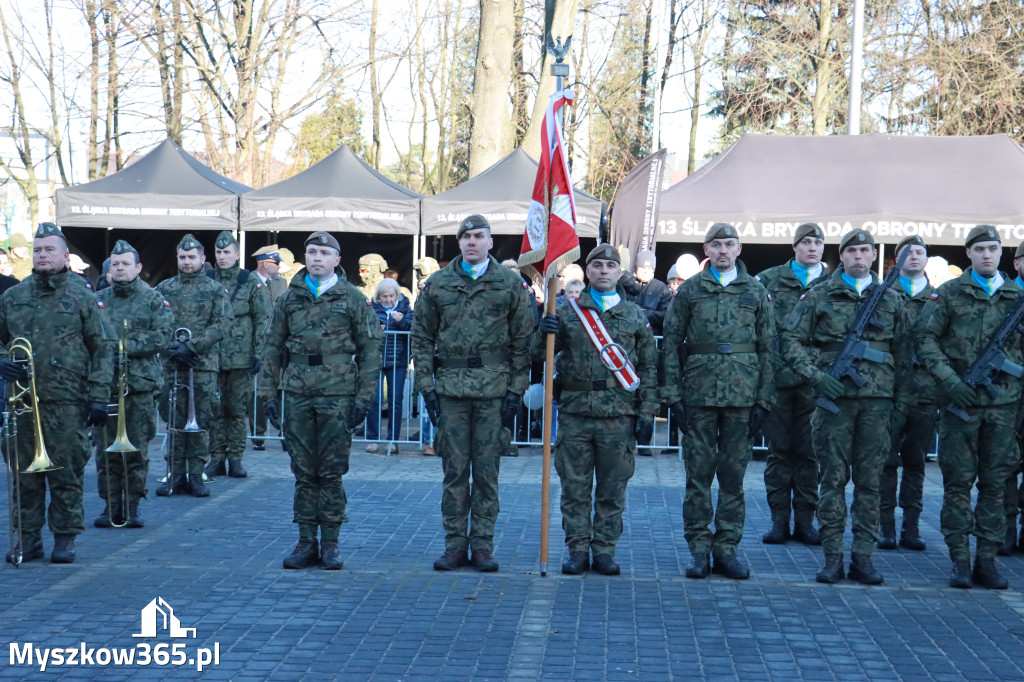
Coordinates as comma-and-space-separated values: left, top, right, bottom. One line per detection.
1018, 519, 1024, 554
433, 547, 470, 571
155, 473, 188, 496
188, 473, 210, 497
283, 537, 319, 569
972, 556, 1008, 590
899, 510, 926, 551
6, 531, 44, 563
948, 558, 972, 589
877, 514, 897, 550
591, 554, 620, 576
816, 553, 845, 584
93, 502, 114, 528
561, 550, 590, 575
228, 459, 248, 478
51, 535, 77, 564
203, 459, 226, 479
848, 552, 884, 585
126, 499, 144, 528
320, 540, 343, 570
997, 516, 1016, 556
252, 439, 266, 451
685, 554, 711, 579
792, 519, 822, 546
761, 519, 790, 545
471, 548, 499, 572
712, 553, 750, 580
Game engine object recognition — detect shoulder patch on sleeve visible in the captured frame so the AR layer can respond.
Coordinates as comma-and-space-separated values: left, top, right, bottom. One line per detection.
799, 293, 807, 300
163, 300, 171, 307
366, 299, 373, 306
930, 292, 939, 300
766, 293, 772, 301
754, 274, 761, 281
97, 300, 104, 308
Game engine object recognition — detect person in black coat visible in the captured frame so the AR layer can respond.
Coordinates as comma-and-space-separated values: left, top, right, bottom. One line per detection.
365, 278, 414, 452
618, 249, 672, 334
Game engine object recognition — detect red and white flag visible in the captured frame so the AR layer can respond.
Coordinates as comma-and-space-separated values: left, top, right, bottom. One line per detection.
519, 89, 580, 280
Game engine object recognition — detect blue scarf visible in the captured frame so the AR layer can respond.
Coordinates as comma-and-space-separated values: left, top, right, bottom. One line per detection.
841, 273, 872, 296
709, 265, 737, 287
461, 259, 489, 280
899, 275, 928, 297
790, 261, 822, 288
589, 288, 620, 313
305, 273, 338, 299
971, 270, 1003, 297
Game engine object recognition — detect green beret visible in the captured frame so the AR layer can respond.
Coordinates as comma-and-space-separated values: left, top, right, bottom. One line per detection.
457, 214, 490, 239
111, 239, 138, 257
178, 233, 202, 251
586, 244, 621, 265
215, 230, 238, 249
966, 225, 1000, 248
305, 231, 341, 252
896, 235, 926, 256
704, 222, 738, 243
8, 233, 28, 248
793, 222, 824, 246
35, 222, 64, 241
839, 229, 874, 253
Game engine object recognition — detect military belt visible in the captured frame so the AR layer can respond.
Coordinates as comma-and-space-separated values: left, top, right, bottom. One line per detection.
559, 379, 613, 391
437, 351, 509, 369
289, 353, 353, 367
686, 342, 757, 355
818, 341, 890, 353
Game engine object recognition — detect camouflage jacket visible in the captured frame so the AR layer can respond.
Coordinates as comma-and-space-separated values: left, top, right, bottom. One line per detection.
259, 266, 382, 402
411, 255, 535, 400
780, 268, 912, 402
10, 256, 32, 282
895, 279, 939, 404
98, 277, 176, 394
532, 286, 659, 418
0, 269, 113, 404
915, 268, 1024, 407
211, 264, 270, 370
755, 259, 829, 389
155, 270, 233, 373
662, 260, 776, 409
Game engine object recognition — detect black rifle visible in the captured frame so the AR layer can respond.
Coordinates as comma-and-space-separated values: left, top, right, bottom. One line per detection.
815, 246, 910, 414
946, 293, 1024, 422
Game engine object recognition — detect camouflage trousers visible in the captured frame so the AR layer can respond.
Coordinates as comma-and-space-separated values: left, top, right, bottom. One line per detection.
682, 406, 751, 558
4, 402, 89, 536
937, 404, 1018, 560
1002, 431, 1024, 518
554, 413, 636, 556
210, 369, 252, 463
812, 397, 891, 555
97, 391, 157, 501
283, 392, 353, 541
165, 368, 217, 478
435, 395, 509, 553
763, 386, 818, 524
881, 403, 937, 516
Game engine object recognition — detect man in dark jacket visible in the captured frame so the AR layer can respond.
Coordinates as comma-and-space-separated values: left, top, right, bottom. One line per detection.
618, 250, 672, 334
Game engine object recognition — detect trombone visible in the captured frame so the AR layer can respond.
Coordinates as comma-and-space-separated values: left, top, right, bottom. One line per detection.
164, 328, 202, 489
104, 320, 136, 528
4, 337, 59, 566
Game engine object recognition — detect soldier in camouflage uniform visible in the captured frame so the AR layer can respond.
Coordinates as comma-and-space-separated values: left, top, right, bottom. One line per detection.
94, 240, 175, 529
207, 231, 269, 478
755, 223, 829, 546
1000, 244, 1024, 555
878, 235, 936, 552
260, 231, 382, 570
663, 222, 776, 581
7, 232, 33, 281
411, 214, 534, 573
781, 229, 912, 585
358, 253, 388, 299
0, 222, 112, 564
536, 244, 659, 576
155, 234, 232, 498
916, 225, 1022, 589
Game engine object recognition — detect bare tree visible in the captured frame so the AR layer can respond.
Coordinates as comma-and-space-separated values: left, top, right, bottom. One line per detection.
468, 0, 516, 176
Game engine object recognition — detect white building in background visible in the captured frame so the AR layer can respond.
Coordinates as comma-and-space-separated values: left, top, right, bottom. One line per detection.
0, 129, 59, 241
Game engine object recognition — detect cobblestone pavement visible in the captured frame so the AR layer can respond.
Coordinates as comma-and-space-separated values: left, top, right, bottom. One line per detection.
2, 438, 1024, 680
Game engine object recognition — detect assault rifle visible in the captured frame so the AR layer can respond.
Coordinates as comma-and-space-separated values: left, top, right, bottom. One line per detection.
815, 246, 910, 415
946, 292, 1024, 422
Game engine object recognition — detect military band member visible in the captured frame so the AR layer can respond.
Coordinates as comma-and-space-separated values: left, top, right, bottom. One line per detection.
917, 225, 1022, 589
663, 222, 775, 580
782, 229, 911, 585
94, 240, 175, 529
155, 234, 232, 498
756, 222, 829, 546
207, 231, 269, 478
260, 231, 382, 570
878, 235, 936, 552
536, 244, 658, 575
0, 222, 112, 563
411, 214, 534, 573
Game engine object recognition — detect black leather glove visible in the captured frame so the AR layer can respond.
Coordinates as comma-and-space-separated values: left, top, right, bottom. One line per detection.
263, 399, 280, 430
500, 391, 522, 430
942, 375, 977, 409
85, 402, 108, 427
250, 356, 262, 376
422, 391, 441, 427
169, 343, 198, 368
669, 401, 687, 435
0, 358, 28, 382
814, 372, 845, 400
747, 405, 770, 440
539, 314, 559, 334
634, 416, 654, 445
618, 274, 641, 296
347, 402, 369, 429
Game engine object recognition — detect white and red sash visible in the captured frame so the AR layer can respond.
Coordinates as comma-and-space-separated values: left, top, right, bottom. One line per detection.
568, 297, 640, 392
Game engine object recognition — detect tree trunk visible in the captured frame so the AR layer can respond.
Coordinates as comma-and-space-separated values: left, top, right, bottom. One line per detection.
468, 0, 515, 176
369, 0, 381, 169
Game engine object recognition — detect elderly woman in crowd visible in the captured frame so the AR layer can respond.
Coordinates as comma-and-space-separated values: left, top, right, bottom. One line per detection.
366, 278, 414, 454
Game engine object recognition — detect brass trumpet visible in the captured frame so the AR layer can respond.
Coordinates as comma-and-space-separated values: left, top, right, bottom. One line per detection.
104, 320, 136, 527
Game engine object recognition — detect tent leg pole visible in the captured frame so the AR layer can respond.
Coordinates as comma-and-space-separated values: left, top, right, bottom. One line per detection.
239, 230, 247, 271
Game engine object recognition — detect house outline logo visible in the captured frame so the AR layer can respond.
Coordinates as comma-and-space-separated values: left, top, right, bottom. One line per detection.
133, 597, 197, 639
